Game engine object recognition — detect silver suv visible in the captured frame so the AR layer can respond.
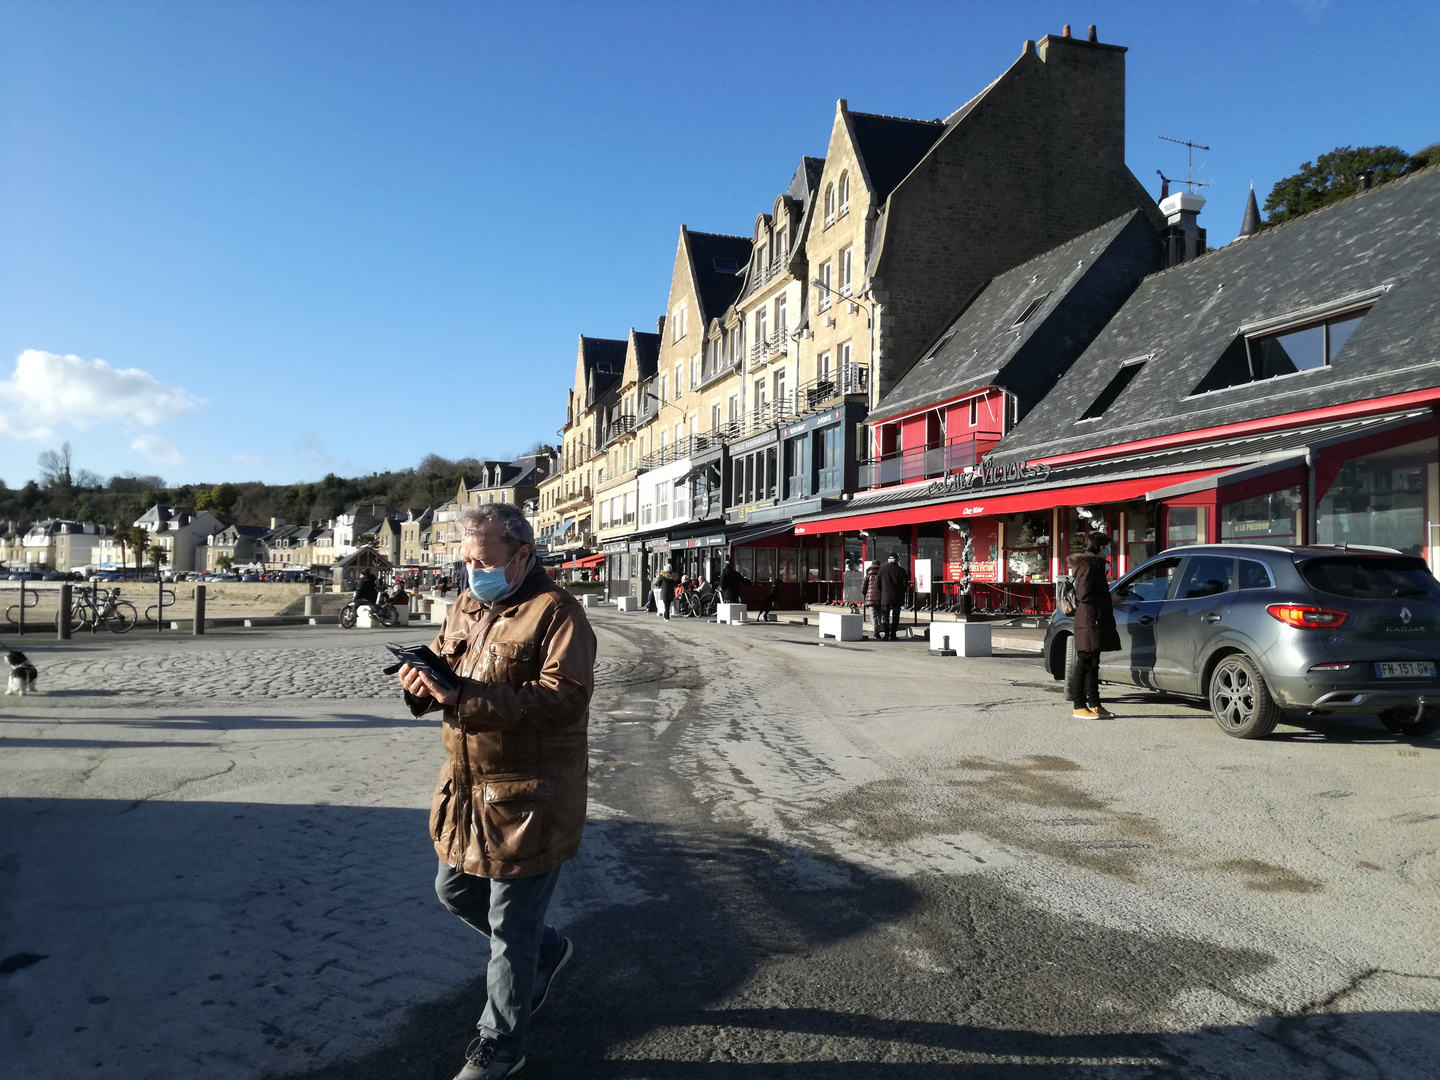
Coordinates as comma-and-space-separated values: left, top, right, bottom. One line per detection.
1043, 544, 1440, 739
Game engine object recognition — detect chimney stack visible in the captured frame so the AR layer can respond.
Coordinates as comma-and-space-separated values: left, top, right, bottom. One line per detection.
1356, 168, 1375, 192
1159, 190, 1207, 268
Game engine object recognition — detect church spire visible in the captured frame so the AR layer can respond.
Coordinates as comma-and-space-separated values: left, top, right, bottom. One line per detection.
1238, 184, 1262, 239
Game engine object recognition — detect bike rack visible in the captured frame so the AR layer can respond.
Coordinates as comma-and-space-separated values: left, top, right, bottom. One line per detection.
146, 587, 178, 630
3, 583, 39, 635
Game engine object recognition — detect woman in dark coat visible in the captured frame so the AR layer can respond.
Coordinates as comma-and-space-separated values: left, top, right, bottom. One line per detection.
1067, 532, 1120, 718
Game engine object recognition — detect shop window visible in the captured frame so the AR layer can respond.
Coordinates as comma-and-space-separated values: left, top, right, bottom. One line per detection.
1069, 508, 1109, 556
755, 548, 777, 581
1005, 512, 1052, 583
1080, 361, 1145, 421
779, 549, 799, 583
805, 547, 822, 582
1316, 437, 1434, 557
1124, 503, 1158, 567
1166, 506, 1206, 547
735, 548, 754, 580
1192, 308, 1370, 394
1221, 487, 1301, 547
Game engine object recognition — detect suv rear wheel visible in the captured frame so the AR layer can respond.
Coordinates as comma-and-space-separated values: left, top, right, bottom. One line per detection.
1208, 654, 1281, 739
1378, 707, 1440, 738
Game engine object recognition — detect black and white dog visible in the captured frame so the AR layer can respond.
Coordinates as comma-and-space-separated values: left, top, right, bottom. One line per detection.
5, 649, 38, 695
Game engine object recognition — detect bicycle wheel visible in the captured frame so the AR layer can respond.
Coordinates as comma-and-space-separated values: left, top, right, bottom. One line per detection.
339, 604, 357, 629
379, 604, 399, 628
105, 601, 137, 634
55, 606, 83, 633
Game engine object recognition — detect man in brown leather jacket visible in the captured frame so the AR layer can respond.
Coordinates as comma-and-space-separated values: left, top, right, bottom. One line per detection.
398, 502, 596, 1080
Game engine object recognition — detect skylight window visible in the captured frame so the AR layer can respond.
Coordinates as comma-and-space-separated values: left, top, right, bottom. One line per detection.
1080, 361, 1145, 420
1191, 307, 1369, 395
1012, 293, 1050, 327
712, 258, 740, 274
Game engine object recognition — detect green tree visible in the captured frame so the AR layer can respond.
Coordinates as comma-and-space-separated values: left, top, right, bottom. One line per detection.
1263, 144, 1423, 225
196, 482, 239, 518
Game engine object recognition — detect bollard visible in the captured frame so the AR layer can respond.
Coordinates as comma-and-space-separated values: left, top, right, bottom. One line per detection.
57, 582, 71, 640
193, 584, 206, 636
157, 579, 164, 633
304, 594, 318, 618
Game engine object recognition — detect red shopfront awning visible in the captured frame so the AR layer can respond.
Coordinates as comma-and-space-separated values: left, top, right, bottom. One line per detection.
792, 469, 1229, 536
565, 553, 605, 569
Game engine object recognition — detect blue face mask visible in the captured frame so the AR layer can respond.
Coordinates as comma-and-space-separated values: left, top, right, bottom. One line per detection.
469, 553, 522, 604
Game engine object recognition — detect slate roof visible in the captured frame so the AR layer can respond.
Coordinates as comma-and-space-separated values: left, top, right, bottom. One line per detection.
687, 231, 753, 322
848, 111, 946, 200
873, 210, 1160, 422
580, 336, 628, 398
790, 156, 826, 203
631, 330, 661, 382
991, 165, 1440, 465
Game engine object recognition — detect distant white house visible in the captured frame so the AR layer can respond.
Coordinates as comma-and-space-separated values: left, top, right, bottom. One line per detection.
97, 505, 226, 572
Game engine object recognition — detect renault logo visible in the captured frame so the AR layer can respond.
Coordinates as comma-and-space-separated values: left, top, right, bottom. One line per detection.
1402, 607, 1413, 625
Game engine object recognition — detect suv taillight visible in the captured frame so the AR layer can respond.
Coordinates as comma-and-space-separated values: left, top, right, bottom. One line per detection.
1267, 604, 1348, 629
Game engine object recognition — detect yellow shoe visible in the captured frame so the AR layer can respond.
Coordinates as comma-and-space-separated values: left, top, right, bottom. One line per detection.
1072, 707, 1098, 719
1093, 706, 1116, 718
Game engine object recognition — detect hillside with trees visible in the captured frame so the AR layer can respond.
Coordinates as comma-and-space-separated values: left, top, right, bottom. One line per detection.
0, 445, 549, 531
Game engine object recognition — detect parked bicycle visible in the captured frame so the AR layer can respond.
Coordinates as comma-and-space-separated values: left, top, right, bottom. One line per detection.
339, 591, 399, 629
56, 586, 137, 634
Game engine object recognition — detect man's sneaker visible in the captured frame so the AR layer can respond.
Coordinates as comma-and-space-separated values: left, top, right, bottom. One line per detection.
1093, 706, 1116, 718
454, 1036, 525, 1080
532, 935, 574, 1017
1072, 707, 1098, 719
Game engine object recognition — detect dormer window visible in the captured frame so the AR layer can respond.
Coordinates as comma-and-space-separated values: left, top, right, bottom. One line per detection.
1080, 359, 1147, 421
1191, 306, 1370, 395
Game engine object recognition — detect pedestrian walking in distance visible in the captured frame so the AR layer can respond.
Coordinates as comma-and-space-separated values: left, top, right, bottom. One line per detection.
862, 558, 883, 636
878, 552, 909, 641
398, 502, 596, 1079
1067, 531, 1120, 719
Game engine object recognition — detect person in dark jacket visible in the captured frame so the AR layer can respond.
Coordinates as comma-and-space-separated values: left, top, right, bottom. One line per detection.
877, 553, 910, 641
1067, 532, 1120, 719
719, 564, 749, 604
862, 560, 883, 636
654, 568, 679, 620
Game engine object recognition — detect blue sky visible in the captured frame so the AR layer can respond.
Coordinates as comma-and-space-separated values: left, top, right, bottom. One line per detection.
2, 0, 1436, 488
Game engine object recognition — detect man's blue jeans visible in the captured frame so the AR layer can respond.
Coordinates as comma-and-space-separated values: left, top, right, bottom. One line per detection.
435, 860, 565, 1054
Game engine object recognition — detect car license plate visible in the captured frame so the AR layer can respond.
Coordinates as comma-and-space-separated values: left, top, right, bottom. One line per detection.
1375, 661, 1437, 678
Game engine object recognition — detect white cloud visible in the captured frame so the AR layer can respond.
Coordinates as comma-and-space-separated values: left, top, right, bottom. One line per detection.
131, 433, 187, 466
0, 349, 203, 440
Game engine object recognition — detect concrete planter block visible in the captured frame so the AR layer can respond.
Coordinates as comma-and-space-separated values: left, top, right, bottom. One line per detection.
581, 593, 600, 608
392, 605, 410, 626
716, 603, 747, 624
931, 621, 992, 657
818, 611, 862, 642
355, 605, 379, 628
616, 595, 641, 613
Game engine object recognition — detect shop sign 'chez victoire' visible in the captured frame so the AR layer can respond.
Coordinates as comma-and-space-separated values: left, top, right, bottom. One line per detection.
925, 460, 1052, 498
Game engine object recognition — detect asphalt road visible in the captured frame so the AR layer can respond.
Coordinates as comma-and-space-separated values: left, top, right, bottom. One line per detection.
0, 613, 1436, 1079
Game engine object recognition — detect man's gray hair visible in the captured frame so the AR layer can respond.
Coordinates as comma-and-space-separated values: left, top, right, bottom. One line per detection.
459, 502, 535, 547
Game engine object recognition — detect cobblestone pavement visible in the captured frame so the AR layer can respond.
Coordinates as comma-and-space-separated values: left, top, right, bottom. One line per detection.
2, 616, 1438, 1080
10, 627, 629, 700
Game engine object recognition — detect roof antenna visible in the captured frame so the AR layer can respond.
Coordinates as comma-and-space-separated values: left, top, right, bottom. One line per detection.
1158, 135, 1213, 193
